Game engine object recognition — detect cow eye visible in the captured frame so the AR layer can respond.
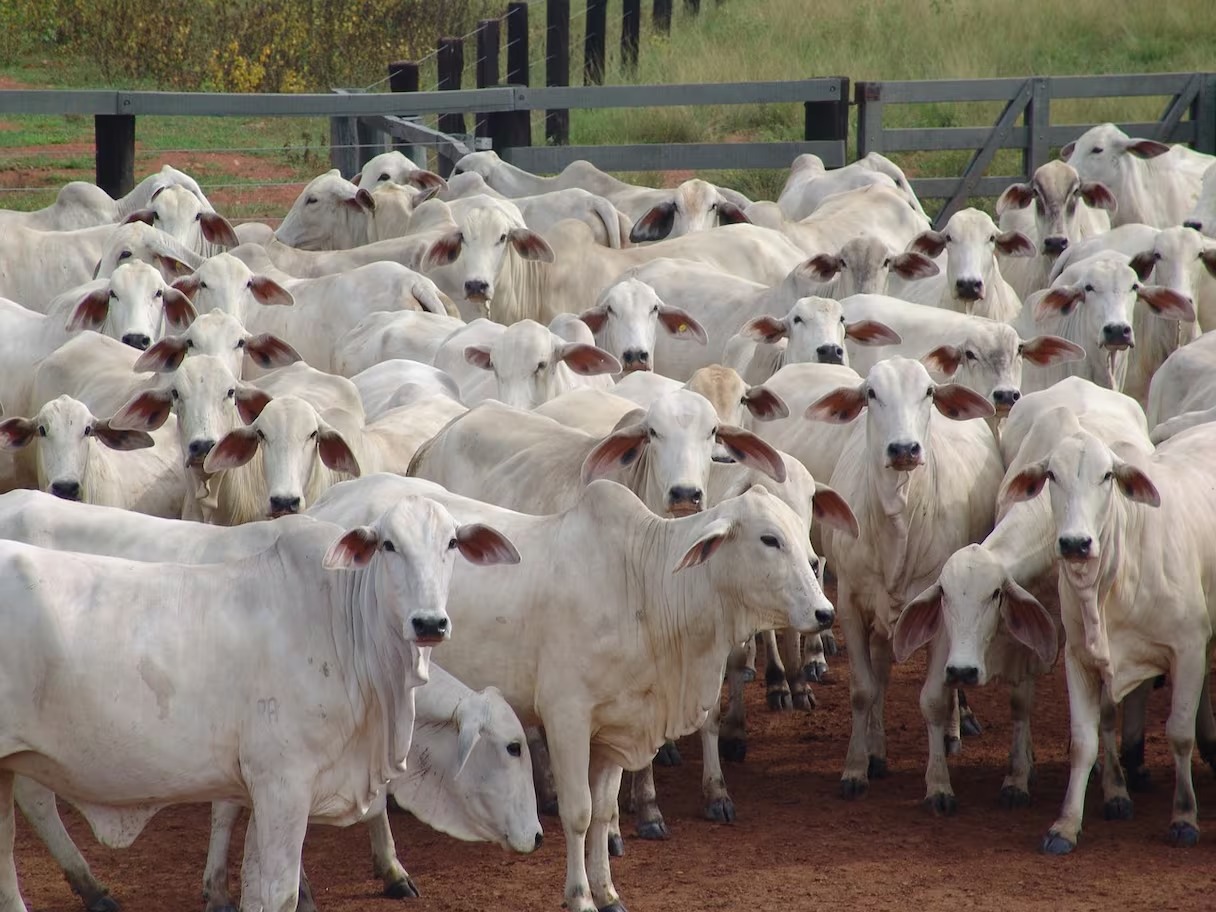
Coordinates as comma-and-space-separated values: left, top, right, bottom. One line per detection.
605, 306, 614, 317
226, 388, 236, 399
1091, 146, 1103, 155
108, 290, 117, 299
193, 213, 201, 222
151, 212, 160, 221
792, 316, 803, 325
499, 233, 508, 243
507, 741, 523, 757
383, 540, 396, 552
1084, 284, 1094, 292
308, 430, 318, 440
1132, 282, 1141, 291
83, 426, 94, 438
235, 339, 245, 348
926, 386, 934, 397
118, 250, 132, 260
943, 234, 953, 243
154, 289, 163, 298
246, 279, 254, 289
989, 234, 997, 242
809, 556, 820, 575
536, 361, 547, 372
37, 425, 46, 437
761, 534, 781, 549
447, 537, 458, 550
1045, 470, 1056, 482
170, 389, 180, 400
991, 588, 1001, 601
255, 429, 266, 441
200, 281, 209, 290
965, 350, 977, 361
866, 388, 877, 400
1102, 470, 1114, 482
648, 428, 659, 439
379, 172, 391, 182
305, 196, 318, 205
882, 257, 891, 268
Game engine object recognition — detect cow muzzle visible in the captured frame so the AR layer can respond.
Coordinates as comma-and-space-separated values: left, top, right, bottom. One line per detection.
815, 343, 845, 365
1041, 236, 1068, 257
411, 615, 450, 645
955, 278, 984, 301
885, 441, 923, 471
186, 439, 215, 467
268, 495, 302, 518
49, 480, 82, 501
992, 388, 1021, 414
945, 664, 979, 686
620, 349, 651, 372
1100, 323, 1133, 351
1058, 534, 1094, 561
666, 486, 704, 517
464, 280, 491, 304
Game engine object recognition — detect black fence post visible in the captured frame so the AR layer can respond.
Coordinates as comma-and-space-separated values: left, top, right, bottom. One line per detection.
436, 36, 466, 177
501, 1, 532, 151
804, 76, 850, 167
585, 0, 607, 86
654, 0, 672, 34
475, 19, 501, 141
95, 114, 135, 198
387, 61, 426, 168
546, 0, 570, 145
622, 0, 641, 75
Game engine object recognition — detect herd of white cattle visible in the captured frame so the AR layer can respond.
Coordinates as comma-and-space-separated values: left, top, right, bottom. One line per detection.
0, 120, 1215, 912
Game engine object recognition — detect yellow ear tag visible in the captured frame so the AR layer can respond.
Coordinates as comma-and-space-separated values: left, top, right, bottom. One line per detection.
678, 323, 688, 333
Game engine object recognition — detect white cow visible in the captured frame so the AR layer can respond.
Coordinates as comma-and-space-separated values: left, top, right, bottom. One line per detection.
274, 170, 377, 249
350, 360, 461, 420
121, 184, 240, 255
787, 234, 939, 300
332, 310, 467, 378
1183, 161, 1216, 237
808, 357, 1000, 800
1146, 329, 1216, 430
91, 221, 204, 283
577, 277, 708, 374
626, 178, 751, 243
352, 150, 447, 193
777, 151, 927, 220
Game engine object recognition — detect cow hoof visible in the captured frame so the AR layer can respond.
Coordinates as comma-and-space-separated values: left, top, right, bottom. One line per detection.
1040, 832, 1075, 855
719, 737, 747, 763
740, 667, 756, 683
767, 690, 793, 711
636, 819, 669, 840
540, 797, 560, 817
704, 797, 736, 823
384, 875, 421, 900
599, 903, 628, 912
839, 777, 868, 800
1103, 796, 1134, 821
945, 735, 962, 757
607, 834, 625, 857
960, 713, 983, 738
999, 786, 1031, 809
87, 898, 121, 912
803, 660, 828, 683
1167, 822, 1200, 847
867, 756, 888, 779
821, 631, 839, 656
654, 741, 682, 767
791, 690, 816, 712
1126, 765, 1152, 793
924, 792, 958, 816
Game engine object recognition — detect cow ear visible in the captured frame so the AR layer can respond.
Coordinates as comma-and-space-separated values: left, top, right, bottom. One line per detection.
407, 169, 448, 193
845, 320, 901, 346
742, 384, 789, 421
412, 184, 443, 205
1079, 181, 1117, 212
204, 427, 260, 472
67, 288, 111, 331
454, 716, 483, 779
171, 274, 202, 301
250, 275, 295, 307
122, 208, 156, 227
235, 388, 272, 424
673, 519, 733, 572
1019, 335, 1085, 366
996, 230, 1036, 257
716, 425, 787, 482
1200, 249, 1216, 278
657, 305, 708, 344
1112, 461, 1160, 506
921, 344, 963, 378
890, 251, 939, 280
630, 202, 676, 243
742, 315, 789, 344
892, 582, 943, 663
1137, 285, 1196, 322
324, 526, 381, 570
0, 417, 36, 450
153, 253, 195, 282
581, 426, 649, 482
423, 230, 464, 270
455, 523, 521, 565
1125, 139, 1171, 159
812, 482, 859, 538
999, 460, 1049, 510
134, 337, 188, 373
803, 253, 842, 281
910, 230, 947, 259
1034, 286, 1084, 321
1128, 250, 1157, 281
110, 390, 173, 431
355, 188, 376, 213
578, 305, 609, 334
932, 383, 995, 420
1000, 578, 1058, 666
508, 228, 555, 263
349, 171, 362, 186
996, 182, 1034, 213
716, 201, 751, 226
91, 419, 154, 451
199, 212, 239, 248
805, 384, 866, 423
1060, 140, 1077, 161
162, 288, 198, 330
318, 429, 361, 476
244, 334, 302, 369
464, 345, 494, 371
558, 343, 621, 376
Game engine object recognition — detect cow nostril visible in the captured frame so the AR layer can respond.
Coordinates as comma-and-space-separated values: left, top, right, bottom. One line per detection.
1058, 536, 1093, 558
534, 832, 544, 849
464, 280, 490, 299
814, 608, 834, 627
816, 344, 845, 364
122, 333, 152, 351
1042, 236, 1068, 254
268, 496, 301, 515
1102, 324, 1133, 347
993, 389, 1021, 407
188, 439, 215, 460
955, 278, 983, 300
49, 480, 81, 501
945, 665, 979, 686
411, 616, 450, 640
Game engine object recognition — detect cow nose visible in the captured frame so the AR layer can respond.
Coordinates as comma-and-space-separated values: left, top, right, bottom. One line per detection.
1058, 535, 1093, 559
122, 333, 152, 351
534, 832, 544, 849
464, 279, 490, 300
1101, 323, 1133, 349
1183, 220, 1203, 232
412, 616, 450, 642
49, 480, 81, 501
886, 441, 922, 468
621, 349, 650, 371
955, 278, 984, 301
814, 607, 835, 629
268, 495, 301, 515
992, 388, 1021, 409
815, 343, 845, 364
188, 439, 215, 461
945, 665, 979, 686
1042, 236, 1069, 255
668, 486, 704, 513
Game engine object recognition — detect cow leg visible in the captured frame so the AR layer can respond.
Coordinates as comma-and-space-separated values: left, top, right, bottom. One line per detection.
763, 630, 792, 711
742, 633, 758, 683
203, 800, 243, 912
587, 755, 625, 912
699, 706, 734, 823
1042, 649, 1100, 854
14, 778, 115, 912
248, 788, 310, 912
866, 628, 894, 779
839, 581, 876, 798
919, 635, 956, 815
1000, 676, 1035, 808
0, 771, 27, 912
803, 633, 829, 683
367, 809, 418, 899
780, 630, 814, 710
945, 689, 963, 756
546, 721, 596, 912
628, 764, 667, 840
1196, 670, 1216, 774
527, 726, 560, 816
958, 689, 982, 736
1098, 691, 1133, 820
1118, 679, 1152, 793
719, 646, 748, 763
1165, 650, 1205, 847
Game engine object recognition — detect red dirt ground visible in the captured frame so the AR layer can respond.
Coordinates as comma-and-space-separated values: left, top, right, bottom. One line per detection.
12, 604, 1216, 912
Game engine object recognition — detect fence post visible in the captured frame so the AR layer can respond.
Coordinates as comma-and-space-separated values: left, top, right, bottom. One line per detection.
855, 81, 885, 158
95, 114, 135, 198
436, 36, 465, 177
1195, 74, 1216, 155
654, 0, 672, 33
585, 0, 608, 85
500, 1, 532, 151
387, 61, 427, 169
546, 0, 570, 146
1024, 76, 1050, 177
475, 19, 501, 141
328, 89, 379, 178
622, 0, 641, 74
804, 77, 849, 167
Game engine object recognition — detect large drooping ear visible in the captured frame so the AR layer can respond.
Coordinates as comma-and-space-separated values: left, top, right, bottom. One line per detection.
1000, 577, 1058, 666
1111, 461, 1160, 506
66, 287, 112, 331
581, 424, 649, 482
1128, 250, 1157, 281
464, 345, 494, 371
996, 182, 1035, 213
1137, 285, 1196, 322
910, 229, 947, 259
996, 230, 1036, 257
412, 184, 443, 206
716, 200, 751, 226
171, 273, 202, 301
715, 425, 786, 482
422, 230, 464, 269
892, 582, 943, 663
557, 342, 621, 376
454, 714, 483, 779
998, 459, 1049, 510
921, 344, 963, 378
742, 384, 789, 421
249, 275, 295, 307
656, 305, 708, 344
199, 212, 240, 248
1060, 140, 1077, 161
110, 390, 173, 431
508, 228, 555, 263
805, 384, 867, 423
890, 251, 939, 280
341, 188, 376, 214
673, 518, 733, 572
162, 288, 197, 330
407, 169, 448, 193
1079, 181, 1117, 212
153, 252, 195, 282
845, 320, 901, 346
578, 304, 609, 334
629, 202, 676, 243
812, 482, 859, 538
92, 420, 154, 451
203, 427, 260, 472
455, 523, 521, 565
317, 429, 361, 476
134, 337, 189, 372
1019, 335, 1085, 366
244, 334, 302, 369
741, 315, 789, 344
1034, 285, 1085, 321
0, 417, 36, 450
235, 388, 272, 424
932, 383, 996, 420
802, 253, 843, 281
1123, 138, 1171, 159
323, 526, 381, 570
122, 208, 156, 227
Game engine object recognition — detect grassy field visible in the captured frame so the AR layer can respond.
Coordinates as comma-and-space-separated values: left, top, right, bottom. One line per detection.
1, 0, 1214, 220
